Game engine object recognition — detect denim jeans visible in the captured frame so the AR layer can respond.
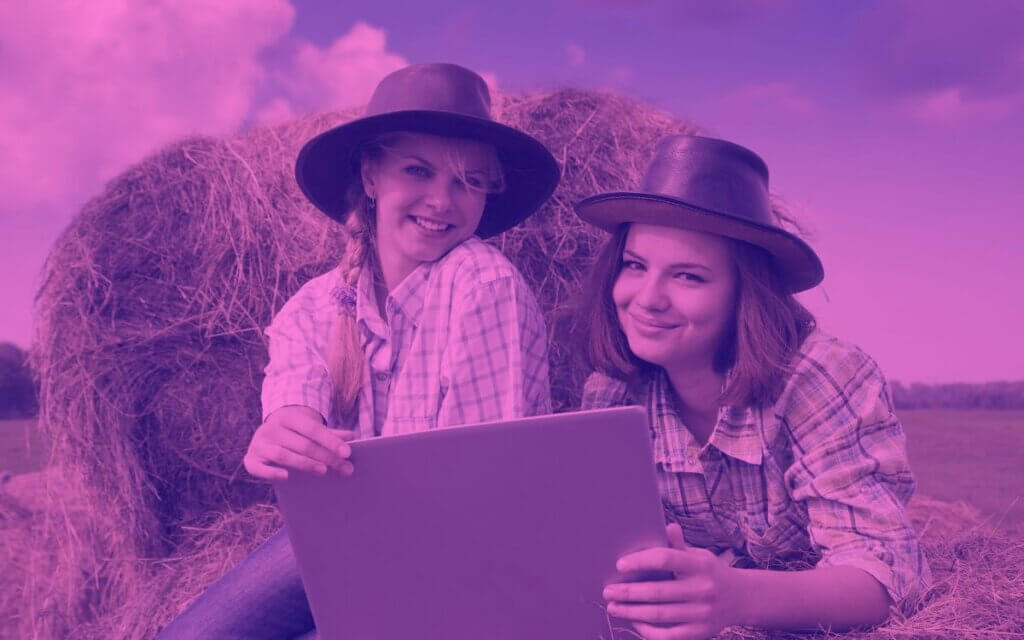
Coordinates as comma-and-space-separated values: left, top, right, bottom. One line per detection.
156, 526, 318, 639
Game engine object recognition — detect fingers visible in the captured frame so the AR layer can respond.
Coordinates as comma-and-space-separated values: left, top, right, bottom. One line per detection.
243, 454, 289, 481
273, 425, 351, 472
617, 546, 712, 575
603, 579, 712, 604
666, 523, 688, 549
284, 417, 354, 460
607, 600, 707, 626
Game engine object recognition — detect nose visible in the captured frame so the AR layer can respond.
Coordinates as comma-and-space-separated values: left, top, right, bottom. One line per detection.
423, 176, 455, 214
632, 273, 669, 312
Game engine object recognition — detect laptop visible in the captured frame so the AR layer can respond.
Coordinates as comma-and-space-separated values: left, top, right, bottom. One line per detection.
273, 406, 670, 640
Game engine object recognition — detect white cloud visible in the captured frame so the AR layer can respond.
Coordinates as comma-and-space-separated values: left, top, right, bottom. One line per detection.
0, 0, 295, 214
902, 87, 1022, 125
564, 43, 586, 67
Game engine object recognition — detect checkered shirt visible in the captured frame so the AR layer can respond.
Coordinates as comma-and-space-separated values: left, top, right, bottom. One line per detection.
581, 330, 931, 613
261, 237, 551, 438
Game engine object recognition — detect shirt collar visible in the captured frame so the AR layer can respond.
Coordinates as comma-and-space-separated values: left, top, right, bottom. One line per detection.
647, 369, 764, 466
351, 261, 431, 335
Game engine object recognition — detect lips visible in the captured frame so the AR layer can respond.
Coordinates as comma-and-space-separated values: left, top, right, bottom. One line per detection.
629, 313, 678, 330
410, 215, 453, 233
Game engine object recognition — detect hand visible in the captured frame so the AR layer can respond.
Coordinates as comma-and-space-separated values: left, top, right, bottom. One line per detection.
602, 523, 741, 640
243, 405, 356, 481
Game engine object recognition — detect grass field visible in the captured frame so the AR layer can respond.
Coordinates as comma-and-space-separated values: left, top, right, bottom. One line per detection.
2, 410, 1022, 526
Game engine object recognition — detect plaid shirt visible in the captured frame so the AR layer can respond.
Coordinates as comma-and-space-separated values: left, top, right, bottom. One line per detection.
261, 237, 551, 438
581, 330, 931, 612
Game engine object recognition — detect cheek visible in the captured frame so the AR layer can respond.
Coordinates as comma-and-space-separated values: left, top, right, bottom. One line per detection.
610, 275, 632, 308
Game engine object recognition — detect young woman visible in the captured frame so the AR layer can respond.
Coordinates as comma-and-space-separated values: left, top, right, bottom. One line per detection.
575, 135, 931, 639
157, 63, 559, 639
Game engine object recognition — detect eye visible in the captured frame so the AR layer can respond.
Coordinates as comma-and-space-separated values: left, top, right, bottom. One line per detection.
465, 175, 485, 189
404, 164, 432, 179
621, 259, 645, 272
674, 271, 706, 283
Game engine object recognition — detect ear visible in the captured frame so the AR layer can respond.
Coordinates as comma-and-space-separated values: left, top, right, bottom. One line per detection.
359, 160, 378, 200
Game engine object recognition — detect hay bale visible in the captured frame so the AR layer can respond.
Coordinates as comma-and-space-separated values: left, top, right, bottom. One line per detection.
26, 89, 701, 637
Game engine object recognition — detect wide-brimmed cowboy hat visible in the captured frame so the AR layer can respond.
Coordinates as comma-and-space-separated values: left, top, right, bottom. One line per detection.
295, 63, 560, 239
574, 134, 824, 291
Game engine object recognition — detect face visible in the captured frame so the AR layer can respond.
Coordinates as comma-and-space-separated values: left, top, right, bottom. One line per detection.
612, 223, 737, 373
360, 132, 499, 283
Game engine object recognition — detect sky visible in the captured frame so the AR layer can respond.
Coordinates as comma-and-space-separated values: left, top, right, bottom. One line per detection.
1, 0, 1022, 384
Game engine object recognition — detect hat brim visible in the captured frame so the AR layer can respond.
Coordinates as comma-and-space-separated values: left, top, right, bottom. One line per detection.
295, 111, 559, 238
574, 192, 824, 292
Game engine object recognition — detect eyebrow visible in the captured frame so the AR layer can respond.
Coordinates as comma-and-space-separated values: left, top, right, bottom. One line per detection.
623, 249, 712, 271
400, 153, 488, 175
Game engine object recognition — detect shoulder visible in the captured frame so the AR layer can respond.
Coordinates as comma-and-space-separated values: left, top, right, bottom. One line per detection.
433, 237, 523, 288
786, 329, 887, 396
581, 371, 638, 410
269, 266, 342, 324
774, 329, 895, 439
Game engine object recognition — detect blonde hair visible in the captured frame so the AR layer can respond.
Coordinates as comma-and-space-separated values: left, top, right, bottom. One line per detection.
325, 132, 505, 426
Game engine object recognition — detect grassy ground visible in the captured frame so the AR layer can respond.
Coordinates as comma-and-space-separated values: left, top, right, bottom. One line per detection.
0, 417, 45, 475
900, 409, 1023, 528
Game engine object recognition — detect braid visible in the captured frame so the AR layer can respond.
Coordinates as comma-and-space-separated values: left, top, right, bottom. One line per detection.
327, 199, 376, 426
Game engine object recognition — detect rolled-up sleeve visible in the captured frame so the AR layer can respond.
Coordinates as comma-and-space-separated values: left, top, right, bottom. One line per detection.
438, 273, 551, 425
782, 345, 932, 613
260, 275, 336, 424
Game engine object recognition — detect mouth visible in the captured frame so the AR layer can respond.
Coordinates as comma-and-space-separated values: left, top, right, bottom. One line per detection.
410, 215, 454, 233
629, 313, 679, 331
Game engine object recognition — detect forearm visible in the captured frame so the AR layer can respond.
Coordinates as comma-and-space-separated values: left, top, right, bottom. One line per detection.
731, 564, 892, 632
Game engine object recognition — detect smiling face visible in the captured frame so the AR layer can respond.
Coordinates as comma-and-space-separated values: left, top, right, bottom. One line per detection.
359, 132, 501, 288
612, 223, 738, 374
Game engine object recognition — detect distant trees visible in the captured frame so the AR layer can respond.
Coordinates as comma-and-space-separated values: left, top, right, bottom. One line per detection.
891, 380, 1024, 410
0, 343, 38, 419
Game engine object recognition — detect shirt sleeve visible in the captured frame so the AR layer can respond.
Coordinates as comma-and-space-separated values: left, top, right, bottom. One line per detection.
437, 273, 551, 426
580, 371, 631, 410
780, 342, 932, 614
260, 276, 336, 424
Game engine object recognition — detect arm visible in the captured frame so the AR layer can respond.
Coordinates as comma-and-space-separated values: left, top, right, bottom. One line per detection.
437, 273, 551, 425
245, 275, 354, 480
259, 277, 337, 424
731, 563, 890, 631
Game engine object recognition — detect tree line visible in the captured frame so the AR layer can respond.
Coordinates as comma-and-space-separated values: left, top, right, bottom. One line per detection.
890, 380, 1024, 410
0, 342, 1021, 417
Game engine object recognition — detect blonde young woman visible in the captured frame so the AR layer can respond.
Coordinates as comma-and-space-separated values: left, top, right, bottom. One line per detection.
575, 135, 930, 640
158, 63, 559, 639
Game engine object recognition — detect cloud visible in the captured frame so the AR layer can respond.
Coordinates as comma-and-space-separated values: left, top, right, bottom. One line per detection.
719, 82, 817, 116
0, 0, 295, 214
854, 0, 1024, 122
258, 21, 407, 124
564, 43, 586, 67
899, 87, 1022, 125
0, 4, 409, 220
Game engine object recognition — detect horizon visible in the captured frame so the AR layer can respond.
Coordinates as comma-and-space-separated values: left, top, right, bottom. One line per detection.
2, 0, 1022, 385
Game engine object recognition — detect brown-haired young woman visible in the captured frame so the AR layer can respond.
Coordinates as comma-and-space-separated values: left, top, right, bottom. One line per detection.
576, 135, 930, 639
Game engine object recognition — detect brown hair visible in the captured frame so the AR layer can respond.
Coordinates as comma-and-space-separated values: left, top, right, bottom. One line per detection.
580, 224, 816, 408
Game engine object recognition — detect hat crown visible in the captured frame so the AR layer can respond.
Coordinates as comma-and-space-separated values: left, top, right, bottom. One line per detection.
366, 63, 493, 120
640, 135, 773, 226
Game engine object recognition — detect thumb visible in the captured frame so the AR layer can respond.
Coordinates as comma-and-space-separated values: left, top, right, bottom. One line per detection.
666, 522, 688, 550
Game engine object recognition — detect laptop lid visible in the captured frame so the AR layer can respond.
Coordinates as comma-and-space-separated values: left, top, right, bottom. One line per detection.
274, 406, 668, 640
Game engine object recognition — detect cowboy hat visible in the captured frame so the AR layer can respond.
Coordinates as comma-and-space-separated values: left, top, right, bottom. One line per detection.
574, 134, 824, 291
296, 63, 559, 238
